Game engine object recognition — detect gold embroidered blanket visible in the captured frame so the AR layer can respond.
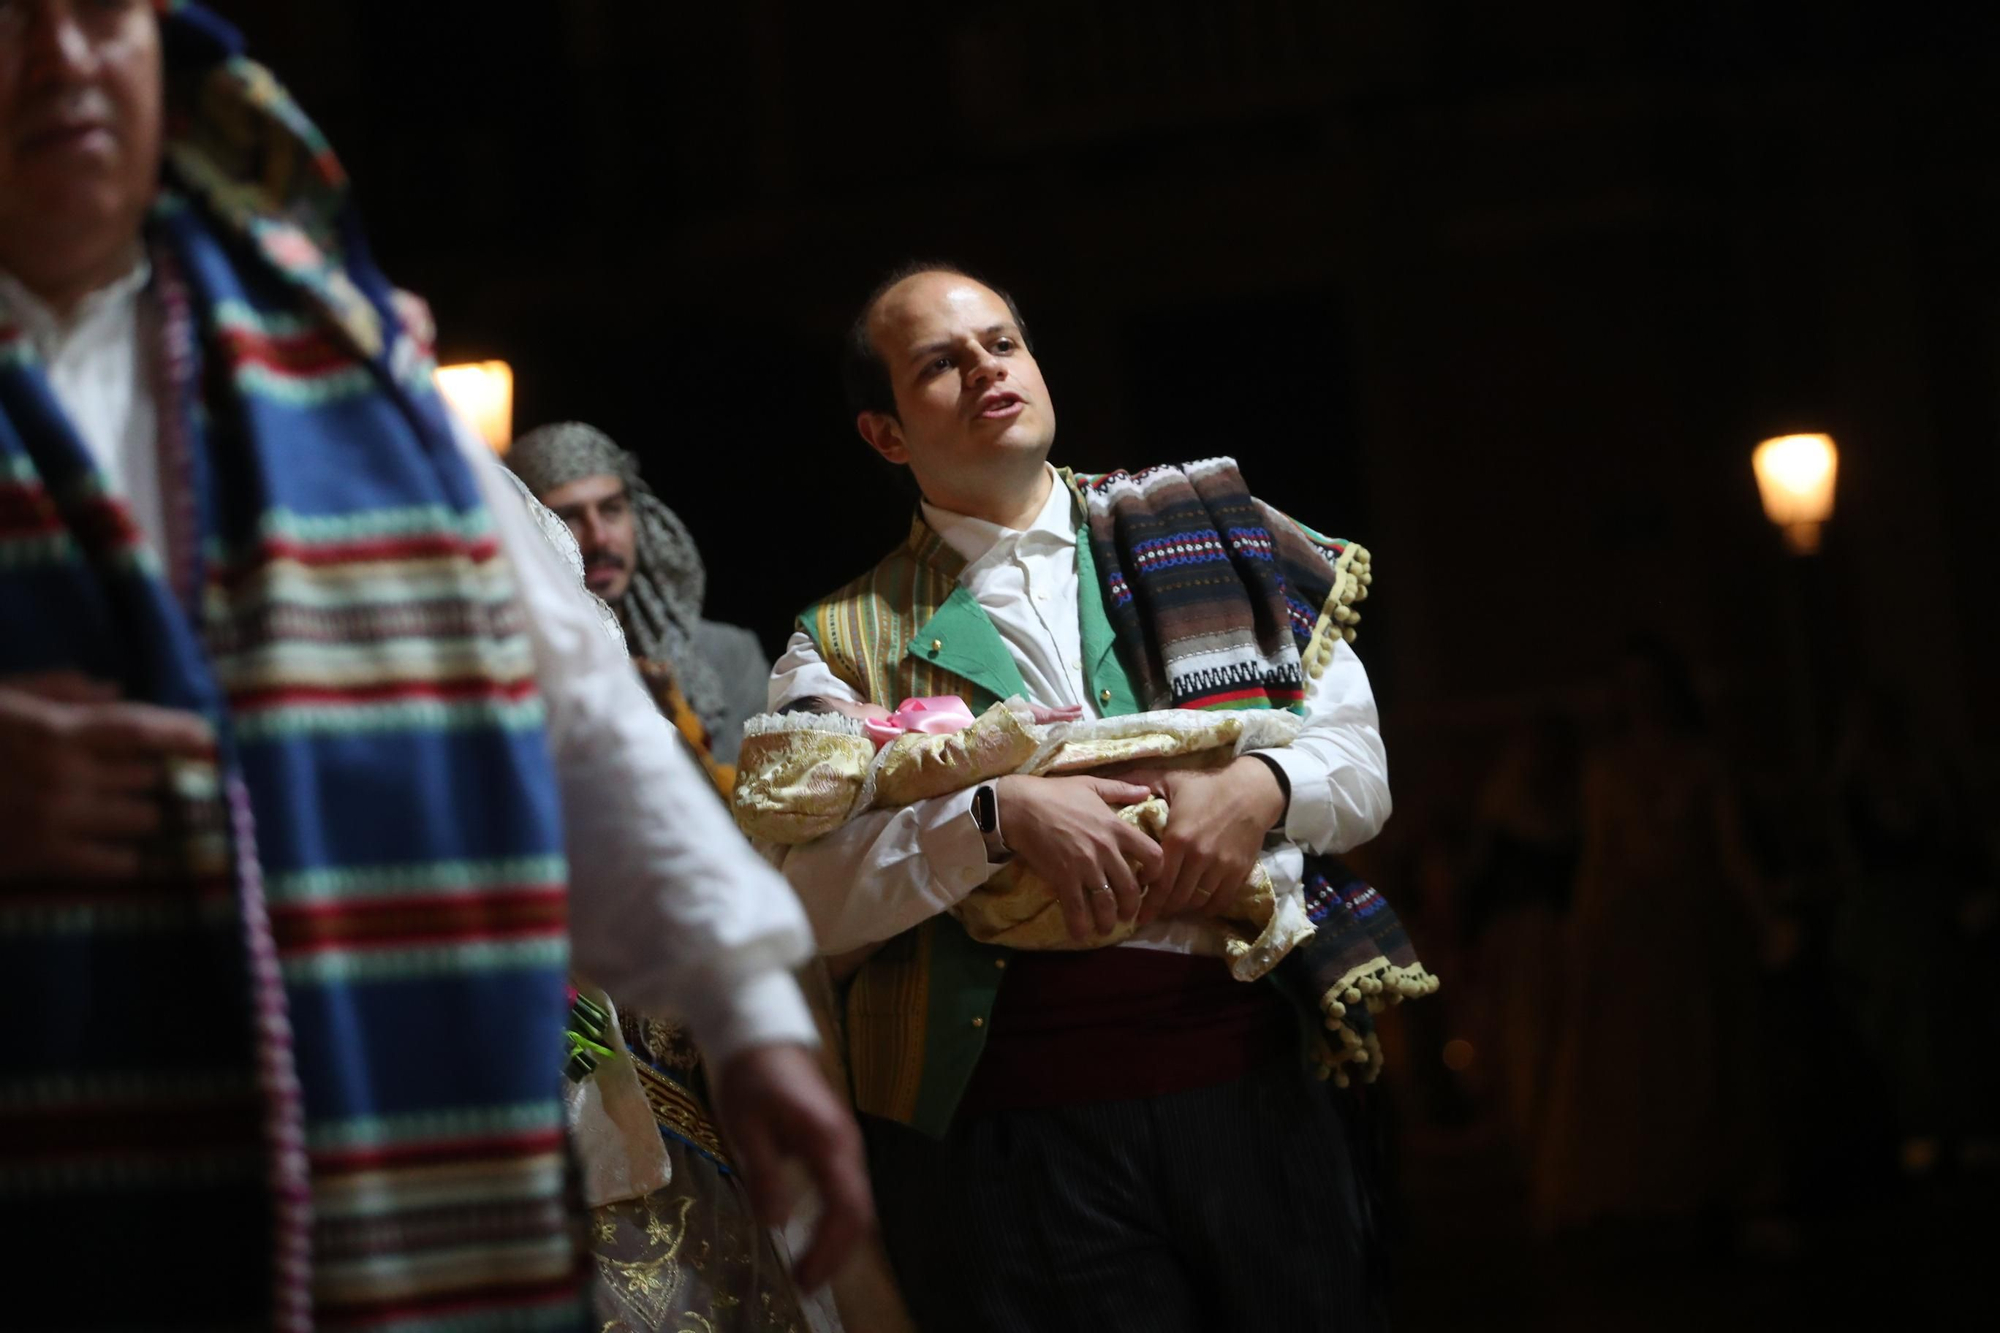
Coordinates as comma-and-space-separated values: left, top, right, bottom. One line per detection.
733, 703, 1313, 979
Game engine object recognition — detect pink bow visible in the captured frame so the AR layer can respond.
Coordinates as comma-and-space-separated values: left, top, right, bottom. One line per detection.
862, 696, 977, 750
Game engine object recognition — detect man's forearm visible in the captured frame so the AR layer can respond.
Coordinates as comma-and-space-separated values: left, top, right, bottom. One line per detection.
779, 792, 999, 955
1255, 639, 1391, 854
558, 710, 820, 1062
464, 424, 818, 1062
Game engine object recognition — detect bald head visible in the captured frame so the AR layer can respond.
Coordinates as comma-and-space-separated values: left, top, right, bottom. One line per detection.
845, 265, 1058, 520
841, 261, 1033, 418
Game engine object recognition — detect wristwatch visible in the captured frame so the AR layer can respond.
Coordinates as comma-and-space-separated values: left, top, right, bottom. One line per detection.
971, 782, 1010, 861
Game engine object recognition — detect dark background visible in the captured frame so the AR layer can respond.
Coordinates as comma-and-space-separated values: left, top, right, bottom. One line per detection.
222, 0, 2000, 759
215, 1, 1999, 1326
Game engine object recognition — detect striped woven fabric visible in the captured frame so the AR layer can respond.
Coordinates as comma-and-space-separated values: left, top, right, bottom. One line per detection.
1283, 867, 1438, 1087
1082, 457, 1371, 712
800, 515, 987, 1126
0, 8, 580, 1331
1078, 459, 1435, 1079
803, 515, 970, 708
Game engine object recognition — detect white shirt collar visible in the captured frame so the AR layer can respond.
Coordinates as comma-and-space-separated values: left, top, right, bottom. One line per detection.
0, 257, 151, 354
922, 464, 1076, 568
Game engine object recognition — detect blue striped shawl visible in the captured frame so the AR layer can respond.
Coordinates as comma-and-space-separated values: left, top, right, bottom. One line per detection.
0, 9, 578, 1331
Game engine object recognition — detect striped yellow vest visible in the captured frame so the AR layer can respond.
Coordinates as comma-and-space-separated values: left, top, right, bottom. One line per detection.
798, 473, 1142, 1136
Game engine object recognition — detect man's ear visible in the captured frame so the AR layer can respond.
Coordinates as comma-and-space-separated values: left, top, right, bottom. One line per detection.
856, 411, 909, 465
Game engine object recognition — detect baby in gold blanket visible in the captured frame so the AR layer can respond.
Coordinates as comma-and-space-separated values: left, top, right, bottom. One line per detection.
733, 694, 1317, 985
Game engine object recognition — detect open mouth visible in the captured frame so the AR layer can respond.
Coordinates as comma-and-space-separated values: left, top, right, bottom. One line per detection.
976, 392, 1024, 420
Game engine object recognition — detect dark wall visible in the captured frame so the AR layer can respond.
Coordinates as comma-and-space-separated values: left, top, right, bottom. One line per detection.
215, 0, 2000, 807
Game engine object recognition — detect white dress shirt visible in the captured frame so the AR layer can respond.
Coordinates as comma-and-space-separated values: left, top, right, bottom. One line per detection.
922, 472, 1091, 712
0, 264, 817, 1063
769, 465, 1394, 956
0, 264, 165, 555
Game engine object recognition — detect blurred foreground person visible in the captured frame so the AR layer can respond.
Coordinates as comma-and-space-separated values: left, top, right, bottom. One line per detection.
510, 421, 768, 766
0, 4, 866, 1328
503, 442, 880, 1332
1534, 639, 1779, 1237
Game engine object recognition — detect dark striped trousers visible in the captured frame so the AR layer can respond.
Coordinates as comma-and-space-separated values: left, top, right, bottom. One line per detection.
863, 1058, 1385, 1332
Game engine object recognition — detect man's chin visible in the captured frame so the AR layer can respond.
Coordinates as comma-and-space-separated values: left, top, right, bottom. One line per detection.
11, 173, 131, 230
971, 419, 1055, 457
584, 573, 628, 600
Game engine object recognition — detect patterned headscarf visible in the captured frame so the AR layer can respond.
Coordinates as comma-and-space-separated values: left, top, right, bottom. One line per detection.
508, 422, 729, 738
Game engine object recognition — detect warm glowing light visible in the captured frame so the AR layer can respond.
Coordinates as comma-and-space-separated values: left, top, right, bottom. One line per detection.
1752, 433, 1838, 554
1441, 1038, 1475, 1072
434, 361, 514, 454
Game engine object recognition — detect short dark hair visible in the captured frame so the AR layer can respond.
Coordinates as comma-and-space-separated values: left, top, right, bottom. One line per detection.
840, 259, 1033, 420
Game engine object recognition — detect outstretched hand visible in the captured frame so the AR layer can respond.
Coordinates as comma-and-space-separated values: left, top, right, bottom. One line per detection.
994, 772, 1163, 940
714, 1041, 875, 1292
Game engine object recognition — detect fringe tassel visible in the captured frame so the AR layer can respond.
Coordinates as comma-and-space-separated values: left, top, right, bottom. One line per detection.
1311, 1030, 1388, 1088
1311, 957, 1441, 1085
1303, 541, 1373, 680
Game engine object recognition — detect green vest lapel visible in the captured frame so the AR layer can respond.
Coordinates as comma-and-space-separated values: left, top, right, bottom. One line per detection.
903, 511, 1028, 708
908, 587, 1027, 708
